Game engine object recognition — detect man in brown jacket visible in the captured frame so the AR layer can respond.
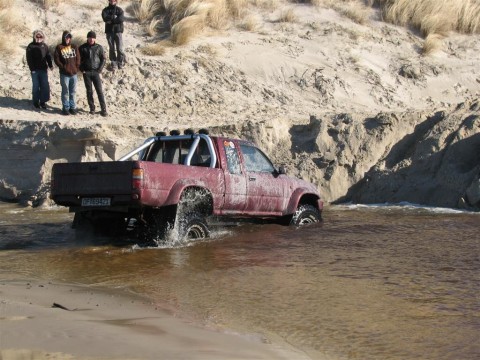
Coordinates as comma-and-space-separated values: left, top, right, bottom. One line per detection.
54, 31, 81, 115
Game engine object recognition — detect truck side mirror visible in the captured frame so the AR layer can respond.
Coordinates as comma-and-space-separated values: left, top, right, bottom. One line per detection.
277, 166, 286, 175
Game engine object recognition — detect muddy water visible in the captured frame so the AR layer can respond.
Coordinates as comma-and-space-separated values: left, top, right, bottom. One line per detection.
0, 202, 479, 360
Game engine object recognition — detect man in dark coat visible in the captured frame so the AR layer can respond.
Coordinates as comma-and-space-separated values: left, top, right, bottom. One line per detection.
102, 0, 125, 70
54, 31, 81, 115
26, 30, 53, 109
79, 31, 108, 116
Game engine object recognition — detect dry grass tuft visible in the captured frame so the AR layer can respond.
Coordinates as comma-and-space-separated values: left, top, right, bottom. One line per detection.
151, 0, 250, 45
141, 41, 169, 55
378, 0, 480, 36
132, 0, 162, 24
171, 14, 206, 45
207, 0, 230, 29
338, 2, 370, 24
147, 17, 164, 35
319, 0, 371, 24
239, 14, 259, 31
277, 7, 296, 23
421, 33, 444, 55
227, 0, 248, 18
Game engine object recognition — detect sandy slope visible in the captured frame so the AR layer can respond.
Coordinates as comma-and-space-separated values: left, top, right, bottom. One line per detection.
1, 281, 310, 360
1, 0, 479, 127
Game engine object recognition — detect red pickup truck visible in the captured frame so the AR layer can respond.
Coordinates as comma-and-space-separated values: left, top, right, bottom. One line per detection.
51, 129, 323, 244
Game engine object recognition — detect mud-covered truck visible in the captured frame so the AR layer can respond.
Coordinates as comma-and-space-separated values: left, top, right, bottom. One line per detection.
50, 129, 323, 243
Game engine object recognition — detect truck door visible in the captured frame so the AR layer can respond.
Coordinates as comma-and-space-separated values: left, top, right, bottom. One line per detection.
239, 144, 287, 215
221, 140, 247, 213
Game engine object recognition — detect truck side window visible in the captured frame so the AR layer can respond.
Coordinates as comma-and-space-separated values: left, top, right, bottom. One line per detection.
224, 141, 241, 174
240, 144, 275, 173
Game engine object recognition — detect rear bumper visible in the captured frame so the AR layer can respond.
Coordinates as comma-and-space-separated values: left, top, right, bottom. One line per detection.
52, 194, 140, 208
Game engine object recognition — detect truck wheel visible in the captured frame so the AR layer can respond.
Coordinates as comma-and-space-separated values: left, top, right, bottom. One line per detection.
178, 213, 210, 240
290, 204, 321, 226
175, 188, 212, 241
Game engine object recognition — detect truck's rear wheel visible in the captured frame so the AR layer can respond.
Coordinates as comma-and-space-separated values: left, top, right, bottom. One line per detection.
290, 204, 321, 226
175, 188, 212, 241
180, 214, 210, 240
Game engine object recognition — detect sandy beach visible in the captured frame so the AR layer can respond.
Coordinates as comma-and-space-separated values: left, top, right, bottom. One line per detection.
1, 280, 309, 360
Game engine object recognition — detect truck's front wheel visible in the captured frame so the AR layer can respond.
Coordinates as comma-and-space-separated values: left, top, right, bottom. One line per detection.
290, 204, 321, 226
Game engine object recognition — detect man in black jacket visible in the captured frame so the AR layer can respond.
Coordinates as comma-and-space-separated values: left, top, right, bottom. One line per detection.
26, 30, 54, 109
79, 31, 108, 116
102, 0, 125, 70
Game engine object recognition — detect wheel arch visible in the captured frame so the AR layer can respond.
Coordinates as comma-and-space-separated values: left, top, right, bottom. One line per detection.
178, 185, 214, 216
165, 180, 214, 213
285, 189, 322, 215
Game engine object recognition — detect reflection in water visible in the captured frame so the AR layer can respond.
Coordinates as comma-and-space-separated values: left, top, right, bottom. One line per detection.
0, 202, 479, 359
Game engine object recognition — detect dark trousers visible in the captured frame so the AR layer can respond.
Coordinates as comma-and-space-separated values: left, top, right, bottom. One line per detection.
83, 71, 106, 111
106, 32, 125, 66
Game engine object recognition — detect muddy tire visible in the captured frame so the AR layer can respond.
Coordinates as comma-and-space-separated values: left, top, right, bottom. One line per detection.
178, 213, 210, 240
290, 204, 321, 226
175, 188, 212, 241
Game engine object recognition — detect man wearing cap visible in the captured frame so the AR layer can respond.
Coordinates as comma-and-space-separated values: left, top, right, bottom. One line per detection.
79, 31, 108, 116
26, 30, 54, 110
102, 0, 125, 70
54, 31, 81, 115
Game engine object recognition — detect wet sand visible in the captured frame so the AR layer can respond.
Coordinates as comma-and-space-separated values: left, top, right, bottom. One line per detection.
0, 281, 310, 360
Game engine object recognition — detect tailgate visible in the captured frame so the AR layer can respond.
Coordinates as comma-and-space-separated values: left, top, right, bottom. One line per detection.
51, 161, 135, 206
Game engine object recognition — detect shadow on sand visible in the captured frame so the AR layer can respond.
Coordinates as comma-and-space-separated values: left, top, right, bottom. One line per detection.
0, 96, 61, 114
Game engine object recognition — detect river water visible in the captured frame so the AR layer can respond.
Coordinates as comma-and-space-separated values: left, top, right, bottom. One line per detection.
0, 202, 479, 360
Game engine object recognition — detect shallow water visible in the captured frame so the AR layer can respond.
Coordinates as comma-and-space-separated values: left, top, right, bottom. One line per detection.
0, 202, 479, 359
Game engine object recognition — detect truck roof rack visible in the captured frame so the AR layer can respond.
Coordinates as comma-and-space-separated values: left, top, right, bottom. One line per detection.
118, 132, 217, 168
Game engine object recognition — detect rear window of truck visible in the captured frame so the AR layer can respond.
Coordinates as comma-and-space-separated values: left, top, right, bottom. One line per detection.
147, 138, 212, 167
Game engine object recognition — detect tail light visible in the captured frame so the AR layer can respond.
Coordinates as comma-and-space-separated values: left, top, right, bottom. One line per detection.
132, 168, 144, 190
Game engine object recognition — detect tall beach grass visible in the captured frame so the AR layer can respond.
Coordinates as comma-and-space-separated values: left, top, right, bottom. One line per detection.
372, 0, 480, 36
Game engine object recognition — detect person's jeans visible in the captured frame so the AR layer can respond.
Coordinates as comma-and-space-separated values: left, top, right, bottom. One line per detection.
31, 70, 50, 105
106, 32, 125, 66
60, 73, 77, 111
83, 71, 106, 111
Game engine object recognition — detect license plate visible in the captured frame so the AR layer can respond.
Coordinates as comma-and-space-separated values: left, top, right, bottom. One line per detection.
81, 197, 111, 207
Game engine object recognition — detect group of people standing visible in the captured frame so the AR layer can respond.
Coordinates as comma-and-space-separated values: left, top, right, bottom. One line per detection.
25, 0, 125, 117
